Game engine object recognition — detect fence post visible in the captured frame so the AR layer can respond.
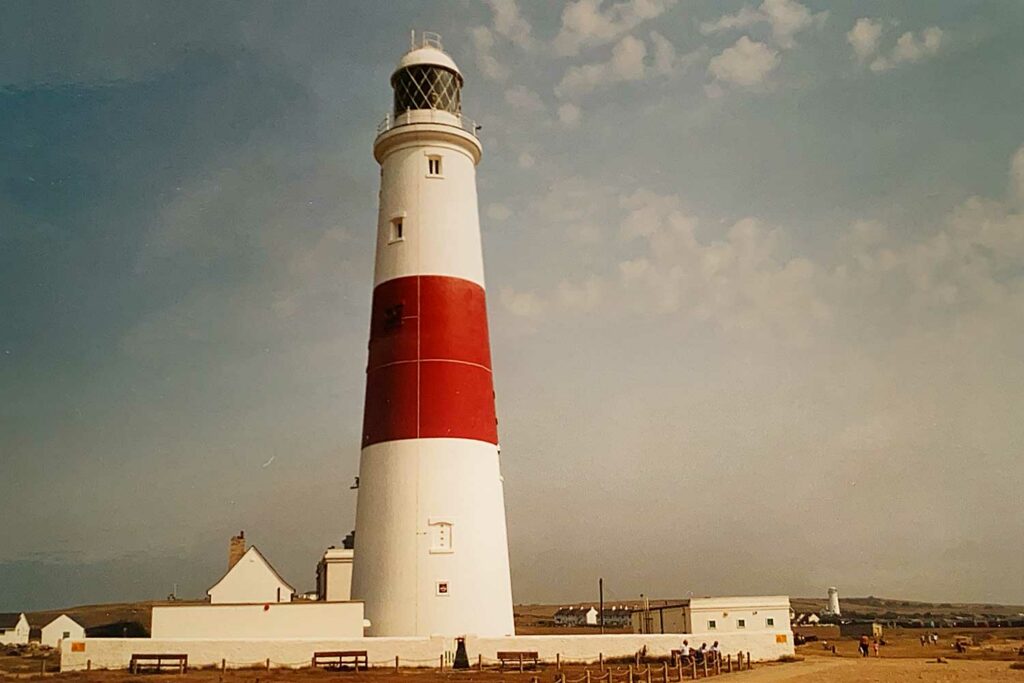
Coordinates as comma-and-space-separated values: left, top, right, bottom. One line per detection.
647, 665, 653, 683
265, 658, 270, 671
677, 659, 683, 681
702, 659, 708, 678
636, 652, 641, 667
715, 656, 721, 675
586, 669, 592, 683
519, 653, 524, 673
221, 658, 226, 672
691, 659, 697, 680
478, 654, 482, 671
86, 660, 92, 672
746, 652, 752, 670
662, 661, 669, 683
628, 665, 634, 683
440, 654, 444, 671
557, 653, 561, 670
395, 655, 399, 672
726, 654, 731, 673
39, 658, 45, 676
600, 653, 605, 671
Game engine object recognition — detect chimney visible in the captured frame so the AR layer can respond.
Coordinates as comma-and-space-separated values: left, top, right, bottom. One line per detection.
228, 531, 246, 570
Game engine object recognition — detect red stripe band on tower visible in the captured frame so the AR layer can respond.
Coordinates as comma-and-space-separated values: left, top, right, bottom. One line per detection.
361, 275, 498, 447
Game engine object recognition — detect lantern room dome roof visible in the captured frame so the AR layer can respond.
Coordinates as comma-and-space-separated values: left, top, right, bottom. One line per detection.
392, 46, 462, 83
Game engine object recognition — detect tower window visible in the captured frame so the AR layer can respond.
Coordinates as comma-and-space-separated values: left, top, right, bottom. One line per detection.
427, 155, 443, 177
429, 518, 454, 554
766, 617, 774, 627
707, 620, 716, 630
390, 217, 404, 243
737, 619, 746, 629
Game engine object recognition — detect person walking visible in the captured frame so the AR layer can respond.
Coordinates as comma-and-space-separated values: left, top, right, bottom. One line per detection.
859, 635, 870, 657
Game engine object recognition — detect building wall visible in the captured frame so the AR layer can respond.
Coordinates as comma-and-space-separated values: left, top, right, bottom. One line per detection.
0, 615, 30, 645
688, 597, 791, 638
208, 550, 293, 604
150, 603, 364, 640
317, 549, 353, 601
41, 615, 85, 648
61, 631, 794, 671
632, 605, 689, 634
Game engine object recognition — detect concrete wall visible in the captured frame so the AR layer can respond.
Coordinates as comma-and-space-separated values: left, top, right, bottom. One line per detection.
317, 548, 353, 601
688, 596, 791, 637
151, 602, 364, 640
41, 615, 85, 648
61, 631, 793, 671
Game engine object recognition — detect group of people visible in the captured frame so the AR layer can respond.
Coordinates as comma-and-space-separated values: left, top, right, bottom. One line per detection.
919, 632, 940, 646
858, 635, 882, 657
678, 639, 720, 665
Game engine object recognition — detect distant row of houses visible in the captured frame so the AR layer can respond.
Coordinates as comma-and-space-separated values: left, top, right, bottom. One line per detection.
553, 605, 633, 628
0, 613, 85, 648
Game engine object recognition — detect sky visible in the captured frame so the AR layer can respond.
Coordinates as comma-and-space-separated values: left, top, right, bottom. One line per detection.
2, 0, 1023, 612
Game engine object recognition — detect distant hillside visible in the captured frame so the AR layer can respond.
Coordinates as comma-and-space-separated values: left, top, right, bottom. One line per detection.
790, 596, 1024, 619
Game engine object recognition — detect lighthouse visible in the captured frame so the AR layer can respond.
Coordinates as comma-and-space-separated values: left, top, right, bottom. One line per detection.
350, 32, 515, 637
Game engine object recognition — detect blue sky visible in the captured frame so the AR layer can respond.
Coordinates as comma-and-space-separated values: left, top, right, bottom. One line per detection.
2, 0, 1024, 611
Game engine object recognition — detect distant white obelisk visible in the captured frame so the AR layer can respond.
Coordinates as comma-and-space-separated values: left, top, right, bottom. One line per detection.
349, 32, 515, 637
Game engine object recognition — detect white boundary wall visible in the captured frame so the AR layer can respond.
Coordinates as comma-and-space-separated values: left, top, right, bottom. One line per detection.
151, 603, 364, 640
61, 631, 793, 671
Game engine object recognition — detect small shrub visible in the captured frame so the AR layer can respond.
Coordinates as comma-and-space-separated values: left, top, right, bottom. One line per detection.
1009, 661, 1024, 670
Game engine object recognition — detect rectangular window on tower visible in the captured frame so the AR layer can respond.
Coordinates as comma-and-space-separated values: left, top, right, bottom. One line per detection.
427, 155, 443, 177
389, 217, 404, 243
429, 517, 454, 554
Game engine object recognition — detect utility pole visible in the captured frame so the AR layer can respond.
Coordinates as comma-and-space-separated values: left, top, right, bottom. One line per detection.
599, 578, 604, 634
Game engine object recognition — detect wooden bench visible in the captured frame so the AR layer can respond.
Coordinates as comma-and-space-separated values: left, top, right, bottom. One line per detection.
312, 650, 368, 671
497, 651, 539, 671
129, 653, 188, 674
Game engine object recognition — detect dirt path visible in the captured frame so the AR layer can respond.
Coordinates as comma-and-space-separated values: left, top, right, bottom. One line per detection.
740, 657, 1024, 682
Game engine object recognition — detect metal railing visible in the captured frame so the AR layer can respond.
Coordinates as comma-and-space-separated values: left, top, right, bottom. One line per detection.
376, 110, 480, 138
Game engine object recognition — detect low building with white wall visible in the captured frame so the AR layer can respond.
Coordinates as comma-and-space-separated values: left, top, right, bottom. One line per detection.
0, 613, 29, 644
633, 596, 792, 646
316, 547, 353, 601
151, 602, 365, 640
208, 546, 295, 604
41, 615, 85, 648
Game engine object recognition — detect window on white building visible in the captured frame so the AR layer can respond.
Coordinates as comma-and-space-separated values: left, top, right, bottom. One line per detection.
427, 155, 443, 176
707, 620, 716, 630
390, 217, 404, 242
429, 518, 453, 553
766, 617, 774, 627
737, 619, 746, 629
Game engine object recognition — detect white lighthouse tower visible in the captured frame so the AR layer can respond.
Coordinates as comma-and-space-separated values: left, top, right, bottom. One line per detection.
350, 32, 515, 637
825, 587, 841, 616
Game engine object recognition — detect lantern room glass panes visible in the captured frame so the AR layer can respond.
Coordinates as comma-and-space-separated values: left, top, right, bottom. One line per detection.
393, 65, 461, 116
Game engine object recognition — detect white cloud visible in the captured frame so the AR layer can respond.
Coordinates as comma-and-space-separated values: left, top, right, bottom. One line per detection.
708, 36, 780, 88
847, 18, 882, 62
555, 32, 696, 100
485, 0, 533, 50
501, 287, 546, 318
518, 152, 536, 169
701, 0, 825, 49
468, 26, 507, 81
554, 0, 677, 56
558, 102, 582, 127
504, 85, 546, 112
869, 26, 943, 72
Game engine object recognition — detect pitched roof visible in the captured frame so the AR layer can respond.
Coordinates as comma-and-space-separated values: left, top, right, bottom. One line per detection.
0, 613, 25, 629
206, 545, 296, 596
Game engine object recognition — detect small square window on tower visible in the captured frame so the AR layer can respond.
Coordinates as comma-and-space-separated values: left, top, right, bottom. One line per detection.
436, 581, 450, 596
427, 155, 443, 177
737, 619, 746, 629
389, 217, 404, 243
